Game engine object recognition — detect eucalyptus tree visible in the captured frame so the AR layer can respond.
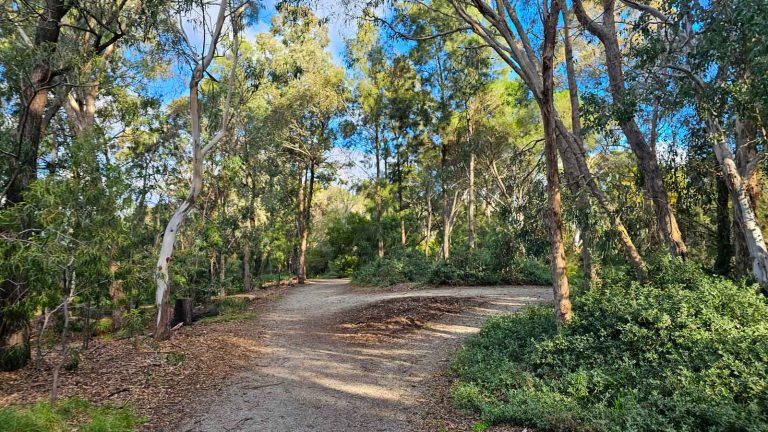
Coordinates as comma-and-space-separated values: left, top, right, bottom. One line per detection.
154, 0, 246, 339
625, 0, 768, 292
0, 0, 166, 364
571, 0, 688, 259
346, 22, 390, 258
262, 5, 350, 283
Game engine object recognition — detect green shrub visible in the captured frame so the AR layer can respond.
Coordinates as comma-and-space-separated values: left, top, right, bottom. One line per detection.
509, 258, 551, 285
0, 398, 144, 432
212, 297, 249, 315
328, 254, 359, 278
353, 247, 549, 287
166, 351, 187, 366
352, 248, 432, 286
64, 349, 80, 372
93, 318, 112, 336
120, 309, 146, 347
0, 344, 30, 372
451, 259, 768, 432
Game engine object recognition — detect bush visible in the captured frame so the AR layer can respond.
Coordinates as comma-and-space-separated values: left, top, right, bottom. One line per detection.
0, 344, 29, 372
353, 247, 550, 287
352, 249, 432, 286
328, 254, 359, 278
0, 398, 144, 432
451, 259, 768, 431
212, 297, 249, 315
64, 349, 80, 372
120, 309, 146, 347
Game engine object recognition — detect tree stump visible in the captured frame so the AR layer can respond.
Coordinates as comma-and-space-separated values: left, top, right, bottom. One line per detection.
173, 298, 193, 326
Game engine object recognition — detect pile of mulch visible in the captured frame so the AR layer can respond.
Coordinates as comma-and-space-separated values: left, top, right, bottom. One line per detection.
0, 287, 284, 431
335, 296, 484, 344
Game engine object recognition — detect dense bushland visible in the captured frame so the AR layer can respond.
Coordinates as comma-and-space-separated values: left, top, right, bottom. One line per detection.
451, 260, 768, 431
352, 248, 551, 287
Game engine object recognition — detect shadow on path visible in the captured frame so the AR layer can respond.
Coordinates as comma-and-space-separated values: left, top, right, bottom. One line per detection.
180, 280, 550, 432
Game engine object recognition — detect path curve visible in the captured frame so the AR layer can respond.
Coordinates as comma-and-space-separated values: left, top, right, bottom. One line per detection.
180, 280, 550, 432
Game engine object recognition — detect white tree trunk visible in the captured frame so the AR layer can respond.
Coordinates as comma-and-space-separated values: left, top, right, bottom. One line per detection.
154, 0, 239, 339
708, 117, 768, 291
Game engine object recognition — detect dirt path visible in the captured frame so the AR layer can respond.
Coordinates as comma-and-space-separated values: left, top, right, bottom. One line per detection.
180, 280, 550, 432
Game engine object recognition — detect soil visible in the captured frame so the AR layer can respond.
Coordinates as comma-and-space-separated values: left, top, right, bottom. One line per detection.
0, 287, 285, 431
1, 280, 550, 431
179, 279, 550, 432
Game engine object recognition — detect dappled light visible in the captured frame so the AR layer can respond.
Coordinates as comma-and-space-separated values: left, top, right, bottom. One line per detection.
1, 0, 766, 431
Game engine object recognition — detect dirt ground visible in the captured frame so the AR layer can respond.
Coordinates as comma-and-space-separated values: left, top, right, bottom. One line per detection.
0, 287, 285, 431
179, 280, 550, 432
1, 280, 549, 431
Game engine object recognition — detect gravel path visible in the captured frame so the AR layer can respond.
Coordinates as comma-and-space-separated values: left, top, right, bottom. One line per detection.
179, 280, 551, 432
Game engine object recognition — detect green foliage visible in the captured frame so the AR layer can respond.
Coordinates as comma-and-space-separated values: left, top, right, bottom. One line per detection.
120, 309, 147, 346
0, 344, 30, 372
212, 298, 249, 315
93, 318, 112, 336
64, 349, 80, 372
166, 351, 187, 366
451, 259, 768, 431
353, 247, 551, 287
200, 297, 257, 324
0, 398, 144, 432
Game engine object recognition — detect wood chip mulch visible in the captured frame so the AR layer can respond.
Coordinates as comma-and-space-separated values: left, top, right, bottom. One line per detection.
334, 296, 484, 344
0, 287, 285, 431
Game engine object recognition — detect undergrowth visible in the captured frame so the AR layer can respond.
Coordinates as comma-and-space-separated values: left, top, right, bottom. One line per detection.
0, 397, 144, 432
352, 248, 551, 287
450, 259, 768, 431
200, 297, 256, 323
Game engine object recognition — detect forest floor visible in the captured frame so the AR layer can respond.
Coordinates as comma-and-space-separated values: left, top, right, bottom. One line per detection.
0, 280, 549, 431
179, 279, 550, 432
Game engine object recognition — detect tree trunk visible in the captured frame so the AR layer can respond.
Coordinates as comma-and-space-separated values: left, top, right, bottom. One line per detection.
219, 252, 226, 297
173, 298, 193, 326
425, 191, 432, 257
563, 8, 595, 283
109, 261, 126, 331
154, 0, 236, 339
572, 0, 687, 259
441, 140, 451, 260
541, 0, 572, 324
243, 244, 252, 291
714, 172, 732, 275
296, 165, 307, 283
708, 116, 768, 293
375, 130, 384, 258
4, 0, 70, 207
51, 261, 75, 405
733, 116, 760, 276
442, 190, 451, 260
468, 152, 476, 249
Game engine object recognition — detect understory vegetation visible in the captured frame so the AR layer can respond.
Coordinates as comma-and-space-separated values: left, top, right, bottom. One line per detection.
1, 0, 767, 429
0, 398, 143, 432
353, 249, 552, 287
452, 259, 768, 432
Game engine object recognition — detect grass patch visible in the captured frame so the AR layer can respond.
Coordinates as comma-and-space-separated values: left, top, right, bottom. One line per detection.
0, 398, 144, 432
451, 258, 768, 431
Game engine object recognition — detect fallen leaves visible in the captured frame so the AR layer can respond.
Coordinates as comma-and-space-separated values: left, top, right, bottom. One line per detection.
334, 296, 484, 344
0, 287, 284, 431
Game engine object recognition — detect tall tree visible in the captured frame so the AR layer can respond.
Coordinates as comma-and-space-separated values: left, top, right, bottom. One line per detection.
154, 0, 243, 339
